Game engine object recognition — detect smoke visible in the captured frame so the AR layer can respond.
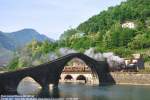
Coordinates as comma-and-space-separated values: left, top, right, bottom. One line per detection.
84, 48, 105, 61
58, 48, 77, 56
84, 48, 125, 68
47, 53, 58, 61
34, 48, 77, 62
103, 52, 114, 58
41, 47, 125, 69
104, 53, 125, 68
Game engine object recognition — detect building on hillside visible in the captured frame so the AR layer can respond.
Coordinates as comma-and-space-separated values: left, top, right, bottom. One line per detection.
121, 21, 136, 29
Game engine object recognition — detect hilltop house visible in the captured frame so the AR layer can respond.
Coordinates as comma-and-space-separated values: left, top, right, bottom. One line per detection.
121, 21, 136, 29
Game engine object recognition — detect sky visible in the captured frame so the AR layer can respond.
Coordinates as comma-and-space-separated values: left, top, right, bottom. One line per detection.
0, 0, 126, 40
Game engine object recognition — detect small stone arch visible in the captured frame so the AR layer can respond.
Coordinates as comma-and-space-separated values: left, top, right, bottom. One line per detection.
76, 75, 87, 83
64, 75, 73, 80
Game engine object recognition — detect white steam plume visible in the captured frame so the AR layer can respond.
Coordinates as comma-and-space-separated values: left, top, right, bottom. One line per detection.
58, 48, 77, 56
84, 48, 125, 68
43, 47, 125, 69
47, 52, 58, 61
84, 48, 105, 61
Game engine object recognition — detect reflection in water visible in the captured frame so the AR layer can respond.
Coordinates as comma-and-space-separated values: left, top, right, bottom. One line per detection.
37, 86, 60, 98
37, 83, 150, 100
17, 77, 42, 95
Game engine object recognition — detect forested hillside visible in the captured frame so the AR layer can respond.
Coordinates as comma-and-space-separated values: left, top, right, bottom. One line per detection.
77, 0, 150, 34
59, 0, 150, 57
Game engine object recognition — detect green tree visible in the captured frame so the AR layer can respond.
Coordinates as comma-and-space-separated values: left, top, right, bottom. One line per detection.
120, 28, 136, 47
8, 57, 19, 71
60, 28, 79, 40
128, 33, 150, 49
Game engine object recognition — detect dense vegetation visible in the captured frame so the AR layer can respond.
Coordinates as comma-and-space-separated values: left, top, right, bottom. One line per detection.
7, 0, 150, 70
59, 0, 150, 57
78, 0, 150, 34
7, 40, 57, 70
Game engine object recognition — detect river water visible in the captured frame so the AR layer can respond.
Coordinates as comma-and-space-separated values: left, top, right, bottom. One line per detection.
46, 83, 150, 100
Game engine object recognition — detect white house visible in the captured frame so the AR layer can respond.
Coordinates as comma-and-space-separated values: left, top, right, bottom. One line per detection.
122, 21, 136, 29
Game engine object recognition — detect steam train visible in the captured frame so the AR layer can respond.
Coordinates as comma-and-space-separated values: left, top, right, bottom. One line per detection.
110, 58, 144, 72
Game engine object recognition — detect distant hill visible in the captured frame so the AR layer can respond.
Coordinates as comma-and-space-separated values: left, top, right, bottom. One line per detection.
0, 28, 53, 51
0, 48, 13, 67
0, 28, 53, 66
0, 31, 15, 50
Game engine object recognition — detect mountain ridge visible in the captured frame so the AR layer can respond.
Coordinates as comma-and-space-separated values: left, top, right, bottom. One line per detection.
0, 28, 53, 66
0, 28, 53, 51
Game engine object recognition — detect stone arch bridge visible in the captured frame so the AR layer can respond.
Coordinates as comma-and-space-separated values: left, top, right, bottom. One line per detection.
0, 53, 115, 95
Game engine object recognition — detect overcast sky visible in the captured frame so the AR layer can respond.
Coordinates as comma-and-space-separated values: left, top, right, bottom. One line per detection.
0, 0, 126, 40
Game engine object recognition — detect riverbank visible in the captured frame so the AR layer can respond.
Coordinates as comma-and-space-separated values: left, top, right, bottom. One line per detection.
110, 72, 150, 85
1, 70, 150, 86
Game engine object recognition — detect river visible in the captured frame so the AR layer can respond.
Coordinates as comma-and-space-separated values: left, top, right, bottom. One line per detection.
45, 83, 150, 100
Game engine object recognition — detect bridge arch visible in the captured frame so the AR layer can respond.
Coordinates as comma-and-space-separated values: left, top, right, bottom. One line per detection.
57, 56, 99, 84
57, 56, 100, 84
76, 75, 87, 83
44, 53, 116, 86
64, 75, 73, 80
